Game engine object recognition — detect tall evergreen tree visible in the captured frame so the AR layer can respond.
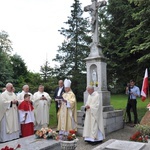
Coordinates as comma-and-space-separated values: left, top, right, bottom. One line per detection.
40, 60, 53, 82
126, 0, 150, 71
100, 0, 142, 92
53, 0, 91, 100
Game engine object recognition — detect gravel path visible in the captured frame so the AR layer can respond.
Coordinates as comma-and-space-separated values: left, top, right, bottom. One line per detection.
76, 125, 136, 150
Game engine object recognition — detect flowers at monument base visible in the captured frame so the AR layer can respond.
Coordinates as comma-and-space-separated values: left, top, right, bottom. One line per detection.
59, 130, 78, 150
135, 124, 150, 137
67, 130, 76, 141
1, 144, 21, 150
130, 124, 150, 143
58, 130, 77, 141
35, 127, 58, 140
130, 131, 148, 143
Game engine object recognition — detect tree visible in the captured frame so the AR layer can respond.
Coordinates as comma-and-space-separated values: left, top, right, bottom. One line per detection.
40, 60, 53, 82
53, 0, 91, 100
0, 31, 14, 87
126, 0, 150, 67
10, 54, 28, 85
100, 0, 144, 92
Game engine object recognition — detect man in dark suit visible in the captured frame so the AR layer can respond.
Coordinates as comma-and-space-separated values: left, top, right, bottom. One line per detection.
54, 80, 65, 114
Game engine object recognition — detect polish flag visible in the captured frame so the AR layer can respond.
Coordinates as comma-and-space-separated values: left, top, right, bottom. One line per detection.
141, 68, 149, 101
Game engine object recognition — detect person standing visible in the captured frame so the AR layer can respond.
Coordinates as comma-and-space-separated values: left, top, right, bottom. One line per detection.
54, 80, 65, 114
0, 83, 20, 142
17, 84, 33, 103
83, 85, 105, 144
18, 94, 34, 137
126, 80, 140, 126
57, 79, 77, 134
33, 85, 51, 130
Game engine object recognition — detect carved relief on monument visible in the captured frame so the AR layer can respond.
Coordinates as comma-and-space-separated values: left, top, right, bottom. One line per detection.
90, 64, 98, 87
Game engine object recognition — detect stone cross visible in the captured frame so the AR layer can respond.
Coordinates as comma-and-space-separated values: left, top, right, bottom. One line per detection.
84, 0, 106, 45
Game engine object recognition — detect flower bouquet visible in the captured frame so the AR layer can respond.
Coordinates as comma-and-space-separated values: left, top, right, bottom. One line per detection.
35, 127, 58, 140
130, 124, 150, 143
59, 130, 78, 150
130, 131, 148, 143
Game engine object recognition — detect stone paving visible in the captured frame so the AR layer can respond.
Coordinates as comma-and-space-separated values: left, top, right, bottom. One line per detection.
0, 125, 148, 150
76, 125, 137, 150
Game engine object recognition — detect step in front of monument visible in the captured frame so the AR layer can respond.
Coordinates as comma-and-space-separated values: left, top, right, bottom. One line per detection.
77, 125, 83, 136
103, 110, 124, 135
77, 110, 85, 126
77, 109, 124, 136
0, 135, 61, 150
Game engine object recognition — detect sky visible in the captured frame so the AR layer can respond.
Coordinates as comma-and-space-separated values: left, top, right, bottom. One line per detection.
0, 0, 91, 73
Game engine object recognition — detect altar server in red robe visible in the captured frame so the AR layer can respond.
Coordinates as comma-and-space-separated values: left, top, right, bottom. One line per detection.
18, 94, 34, 137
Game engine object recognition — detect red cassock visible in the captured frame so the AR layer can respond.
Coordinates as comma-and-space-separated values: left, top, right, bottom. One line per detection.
18, 101, 34, 137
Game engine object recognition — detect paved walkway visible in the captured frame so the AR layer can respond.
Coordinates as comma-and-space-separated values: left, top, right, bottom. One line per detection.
76, 125, 136, 150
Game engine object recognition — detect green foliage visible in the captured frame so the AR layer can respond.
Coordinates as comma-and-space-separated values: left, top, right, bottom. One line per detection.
110, 94, 148, 121
135, 124, 150, 136
0, 31, 14, 87
126, 0, 150, 65
40, 60, 54, 82
53, 0, 91, 101
10, 54, 28, 86
100, 0, 150, 92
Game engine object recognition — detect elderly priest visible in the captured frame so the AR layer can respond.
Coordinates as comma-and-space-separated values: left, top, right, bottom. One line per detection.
0, 83, 20, 142
83, 85, 105, 145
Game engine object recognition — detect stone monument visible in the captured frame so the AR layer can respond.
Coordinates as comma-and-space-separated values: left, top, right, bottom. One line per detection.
77, 0, 123, 136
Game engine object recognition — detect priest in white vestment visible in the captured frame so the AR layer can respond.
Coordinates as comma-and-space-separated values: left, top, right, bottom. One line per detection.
57, 79, 77, 134
17, 84, 33, 104
83, 85, 105, 144
0, 83, 20, 142
33, 85, 51, 130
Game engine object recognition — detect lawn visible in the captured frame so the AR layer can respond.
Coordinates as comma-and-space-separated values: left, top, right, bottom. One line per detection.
49, 94, 149, 128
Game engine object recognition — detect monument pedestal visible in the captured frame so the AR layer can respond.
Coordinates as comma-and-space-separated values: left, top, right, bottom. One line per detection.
77, 49, 123, 136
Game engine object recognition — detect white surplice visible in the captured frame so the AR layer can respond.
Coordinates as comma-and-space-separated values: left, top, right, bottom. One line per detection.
33, 91, 51, 130
83, 91, 105, 142
0, 91, 20, 142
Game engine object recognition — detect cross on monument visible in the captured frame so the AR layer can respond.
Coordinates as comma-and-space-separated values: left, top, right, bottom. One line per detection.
84, 0, 106, 52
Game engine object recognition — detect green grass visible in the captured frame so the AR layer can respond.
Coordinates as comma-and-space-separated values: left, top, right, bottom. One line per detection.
49, 95, 149, 127
110, 94, 149, 122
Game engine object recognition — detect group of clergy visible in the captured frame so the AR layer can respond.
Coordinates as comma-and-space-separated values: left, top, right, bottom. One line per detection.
0, 79, 105, 145
54, 79, 105, 145
0, 83, 51, 142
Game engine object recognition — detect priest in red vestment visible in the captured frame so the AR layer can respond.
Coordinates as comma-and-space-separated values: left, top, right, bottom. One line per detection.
18, 94, 34, 137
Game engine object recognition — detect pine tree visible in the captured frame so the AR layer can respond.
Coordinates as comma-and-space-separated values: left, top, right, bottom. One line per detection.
53, 0, 91, 100
100, 0, 142, 92
126, 0, 150, 69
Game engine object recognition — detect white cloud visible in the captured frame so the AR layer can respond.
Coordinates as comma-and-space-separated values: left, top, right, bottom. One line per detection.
0, 0, 91, 72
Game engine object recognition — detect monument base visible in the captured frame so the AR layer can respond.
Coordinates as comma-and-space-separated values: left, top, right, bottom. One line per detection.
78, 89, 123, 136
77, 109, 123, 136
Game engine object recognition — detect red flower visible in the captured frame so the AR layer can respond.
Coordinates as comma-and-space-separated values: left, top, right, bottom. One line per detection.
130, 131, 148, 143
69, 130, 76, 134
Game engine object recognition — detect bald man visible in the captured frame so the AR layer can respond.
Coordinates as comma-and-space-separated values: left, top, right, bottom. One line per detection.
17, 84, 33, 103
